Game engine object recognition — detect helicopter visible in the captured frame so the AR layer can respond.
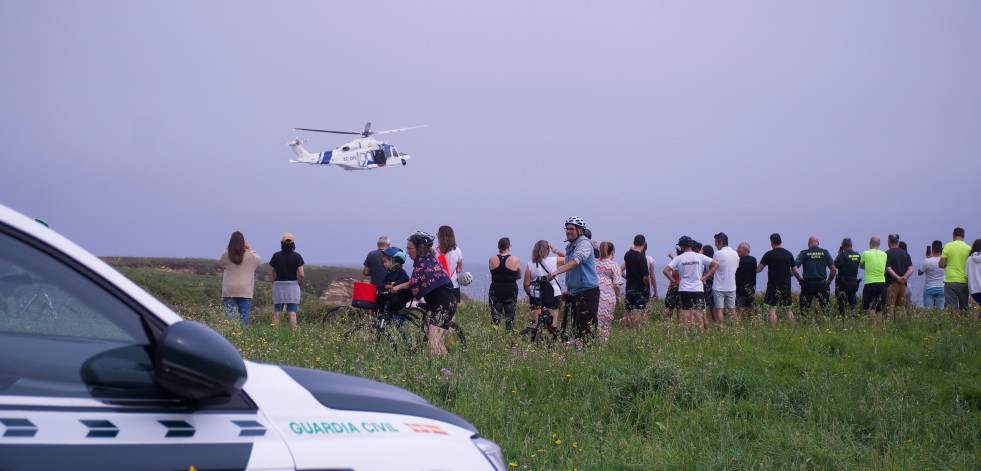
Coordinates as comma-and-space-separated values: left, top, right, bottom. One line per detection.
287, 122, 427, 171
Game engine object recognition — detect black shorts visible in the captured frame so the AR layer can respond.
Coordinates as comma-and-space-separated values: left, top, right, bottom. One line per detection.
736, 294, 755, 308
862, 283, 886, 311
764, 285, 792, 307
680, 291, 706, 310
624, 289, 649, 311
423, 287, 456, 329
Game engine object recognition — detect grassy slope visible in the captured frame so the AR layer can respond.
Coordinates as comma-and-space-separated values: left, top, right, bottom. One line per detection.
116, 259, 981, 470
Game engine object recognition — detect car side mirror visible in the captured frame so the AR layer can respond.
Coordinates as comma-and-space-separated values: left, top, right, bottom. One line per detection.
154, 321, 247, 403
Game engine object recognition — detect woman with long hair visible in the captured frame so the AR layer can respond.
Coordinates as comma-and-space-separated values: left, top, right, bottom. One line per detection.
523, 240, 563, 328
437, 226, 464, 302
595, 241, 622, 341
218, 231, 261, 325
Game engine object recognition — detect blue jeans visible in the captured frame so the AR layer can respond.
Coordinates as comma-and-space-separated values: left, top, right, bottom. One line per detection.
222, 297, 252, 325
923, 287, 944, 309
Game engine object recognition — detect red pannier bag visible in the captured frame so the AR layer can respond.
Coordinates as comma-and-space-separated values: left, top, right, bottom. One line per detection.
352, 282, 378, 309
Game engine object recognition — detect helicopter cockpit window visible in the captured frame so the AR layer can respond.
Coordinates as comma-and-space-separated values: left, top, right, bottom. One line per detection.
392, 148, 400, 157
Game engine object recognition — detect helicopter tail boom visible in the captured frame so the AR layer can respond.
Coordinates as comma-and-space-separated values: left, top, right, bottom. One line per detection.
287, 139, 327, 165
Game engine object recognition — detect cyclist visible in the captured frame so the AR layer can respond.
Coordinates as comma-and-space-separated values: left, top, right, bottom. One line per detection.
403, 231, 456, 356
547, 216, 599, 342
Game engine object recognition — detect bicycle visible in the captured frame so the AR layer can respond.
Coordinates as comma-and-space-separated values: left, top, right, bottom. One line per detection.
325, 289, 427, 354
518, 279, 568, 343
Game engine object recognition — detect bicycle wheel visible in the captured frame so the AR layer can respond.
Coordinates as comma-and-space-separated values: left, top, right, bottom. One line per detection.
402, 307, 429, 349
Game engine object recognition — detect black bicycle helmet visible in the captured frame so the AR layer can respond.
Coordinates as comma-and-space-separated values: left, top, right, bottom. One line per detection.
677, 235, 694, 249
407, 230, 434, 248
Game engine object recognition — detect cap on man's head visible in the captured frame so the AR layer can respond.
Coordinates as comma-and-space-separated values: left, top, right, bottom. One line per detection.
282, 233, 295, 244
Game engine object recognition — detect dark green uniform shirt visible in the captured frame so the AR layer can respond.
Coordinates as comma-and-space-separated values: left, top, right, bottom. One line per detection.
796, 245, 834, 280
834, 249, 861, 279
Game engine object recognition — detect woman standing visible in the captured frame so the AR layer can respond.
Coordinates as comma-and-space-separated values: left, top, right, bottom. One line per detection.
218, 231, 261, 325
400, 231, 456, 356
488, 237, 521, 331
268, 233, 305, 329
437, 226, 464, 302
523, 240, 563, 328
595, 241, 623, 341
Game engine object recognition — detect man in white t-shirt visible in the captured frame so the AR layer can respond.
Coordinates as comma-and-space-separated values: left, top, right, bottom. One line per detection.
918, 240, 946, 309
663, 236, 718, 328
711, 232, 739, 325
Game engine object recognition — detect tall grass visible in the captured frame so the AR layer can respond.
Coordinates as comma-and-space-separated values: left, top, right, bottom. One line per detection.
126, 262, 981, 469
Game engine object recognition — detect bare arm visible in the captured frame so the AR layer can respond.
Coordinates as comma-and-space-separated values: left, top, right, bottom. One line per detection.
827, 265, 837, 283
939, 257, 947, 268
662, 265, 674, 283
792, 266, 802, 282
549, 244, 566, 258
522, 268, 532, 295
297, 266, 305, 285
268, 266, 276, 283
700, 261, 720, 283
362, 266, 371, 276
547, 259, 578, 281
901, 266, 913, 283
756, 263, 765, 274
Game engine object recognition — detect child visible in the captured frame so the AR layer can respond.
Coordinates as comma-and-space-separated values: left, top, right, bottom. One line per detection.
381, 247, 411, 322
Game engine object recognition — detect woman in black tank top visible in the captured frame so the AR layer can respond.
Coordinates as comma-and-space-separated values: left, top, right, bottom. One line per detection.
488, 237, 521, 330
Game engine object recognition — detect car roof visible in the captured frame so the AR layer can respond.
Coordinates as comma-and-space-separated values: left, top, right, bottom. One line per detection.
0, 203, 184, 325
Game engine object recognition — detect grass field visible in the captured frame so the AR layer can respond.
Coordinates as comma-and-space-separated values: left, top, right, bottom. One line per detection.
114, 258, 981, 470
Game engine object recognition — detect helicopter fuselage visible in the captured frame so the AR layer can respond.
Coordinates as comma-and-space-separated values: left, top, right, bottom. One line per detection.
288, 137, 411, 171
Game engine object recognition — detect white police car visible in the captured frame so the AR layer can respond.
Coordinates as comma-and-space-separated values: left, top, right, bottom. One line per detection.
0, 203, 504, 471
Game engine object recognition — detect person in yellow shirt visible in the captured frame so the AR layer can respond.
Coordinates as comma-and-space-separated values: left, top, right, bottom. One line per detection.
860, 235, 888, 325
939, 227, 971, 314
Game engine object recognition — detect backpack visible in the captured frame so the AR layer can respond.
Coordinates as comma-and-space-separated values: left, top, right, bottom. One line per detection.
535, 261, 559, 306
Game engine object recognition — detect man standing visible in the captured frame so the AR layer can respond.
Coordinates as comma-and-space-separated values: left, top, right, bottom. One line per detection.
363, 236, 391, 288
939, 227, 971, 314
664, 236, 718, 329
547, 217, 600, 342
860, 236, 888, 325
734, 242, 757, 322
757, 233, 798, 325
918, 240, 946, 309
834, 237, 862, 317
794, 236, 836, 314
622, 234, 651, 327
884, 234, 914, 321
711, 232, 739, 324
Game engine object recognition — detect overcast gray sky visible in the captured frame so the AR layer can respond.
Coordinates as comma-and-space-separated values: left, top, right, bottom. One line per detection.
1, 1, 978, 271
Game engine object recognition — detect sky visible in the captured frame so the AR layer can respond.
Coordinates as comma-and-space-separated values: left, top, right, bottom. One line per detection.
1, 1, 979, 276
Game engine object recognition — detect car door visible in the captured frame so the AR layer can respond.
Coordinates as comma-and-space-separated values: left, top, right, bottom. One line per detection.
0, 224, 293, 471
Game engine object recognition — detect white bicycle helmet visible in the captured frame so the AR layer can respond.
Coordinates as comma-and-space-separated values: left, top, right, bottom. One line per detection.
565, 216, 586, 228
458, 271, 473, 286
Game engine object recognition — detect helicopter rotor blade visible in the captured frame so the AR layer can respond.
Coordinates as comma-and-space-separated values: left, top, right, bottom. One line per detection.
294, 127, 362, 135
372, 124, 430, 135
362, 122, 372, 137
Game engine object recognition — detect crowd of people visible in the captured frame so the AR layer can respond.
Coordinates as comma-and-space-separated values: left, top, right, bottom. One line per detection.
216, 221, 981, 355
